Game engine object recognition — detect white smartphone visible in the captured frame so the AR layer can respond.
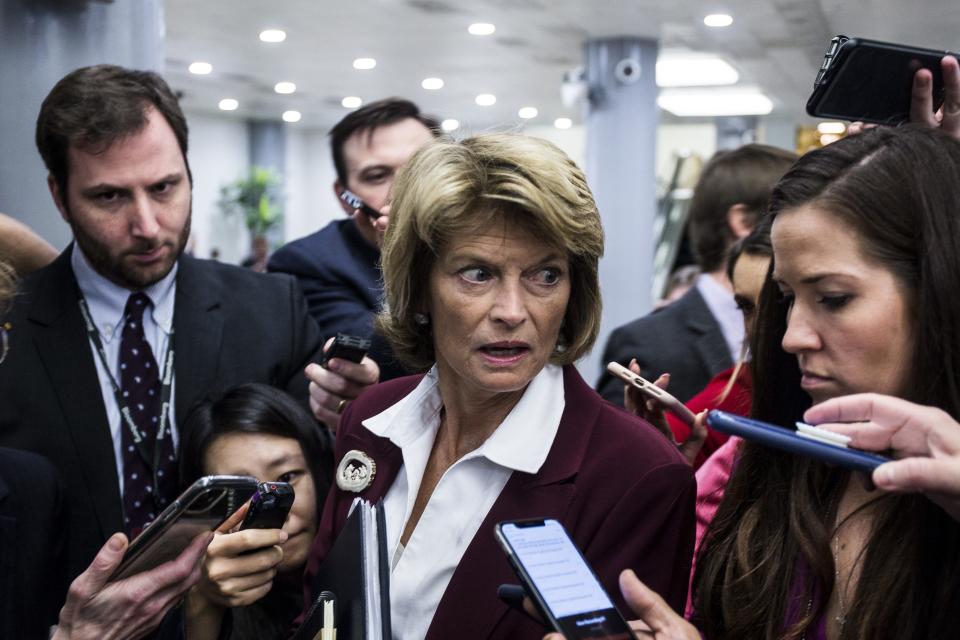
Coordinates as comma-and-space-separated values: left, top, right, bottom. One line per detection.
606, 362, 697, 427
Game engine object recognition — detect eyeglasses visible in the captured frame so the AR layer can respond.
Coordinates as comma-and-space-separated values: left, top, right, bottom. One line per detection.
0, 322, 9, 366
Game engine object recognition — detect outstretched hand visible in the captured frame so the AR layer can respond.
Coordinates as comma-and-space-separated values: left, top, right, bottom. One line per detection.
805, 393, 960, 522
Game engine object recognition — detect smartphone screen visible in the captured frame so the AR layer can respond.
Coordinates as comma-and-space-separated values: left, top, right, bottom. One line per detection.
498, 520, 633, 640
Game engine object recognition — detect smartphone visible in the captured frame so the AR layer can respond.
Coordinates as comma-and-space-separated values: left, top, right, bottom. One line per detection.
806, 35, 952, 124
110, 475, 257, 581
340, 189, 383, 220
495, 519, 635, 640
706, 410, 891, 473
320, 333, 371, 367
606, 362, 696, 427
240, 481, 295, 530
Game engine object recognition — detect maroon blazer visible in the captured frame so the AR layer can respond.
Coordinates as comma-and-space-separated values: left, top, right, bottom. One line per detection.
302, 365, 696, 639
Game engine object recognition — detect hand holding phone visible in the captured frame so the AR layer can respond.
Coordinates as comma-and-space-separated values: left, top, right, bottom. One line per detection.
607, 362, 697, 427
706, 409, 891, 473
320, 333, 371, 368
495, 519, 635, 639
806, 35, 954, 125
111, 475, 257, 581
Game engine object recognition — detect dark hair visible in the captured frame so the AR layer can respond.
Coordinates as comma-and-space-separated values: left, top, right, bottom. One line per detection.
693, 126, 960, 639
329, 97, 440, 185
35, 64, 192, 199
178, 384, 332, 513
688, 144, 797, 272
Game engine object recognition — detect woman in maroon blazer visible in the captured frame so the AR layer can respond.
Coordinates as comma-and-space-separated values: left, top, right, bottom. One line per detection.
302, 133, 695, 639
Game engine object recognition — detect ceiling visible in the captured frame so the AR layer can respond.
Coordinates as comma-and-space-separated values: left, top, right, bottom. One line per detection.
163, 0, 960, 130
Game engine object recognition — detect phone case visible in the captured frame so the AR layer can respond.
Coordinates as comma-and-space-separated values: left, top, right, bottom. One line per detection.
111, 475, 258, 581
806, 34, 950, 124
606, 362, 696, 426
706, 410, 891, 473
240, 481, 295, 530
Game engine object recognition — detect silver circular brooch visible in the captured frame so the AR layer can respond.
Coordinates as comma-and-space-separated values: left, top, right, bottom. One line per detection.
336, 449, 377, 493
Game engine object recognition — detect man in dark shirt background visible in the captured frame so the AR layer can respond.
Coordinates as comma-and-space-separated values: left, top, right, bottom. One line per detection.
269, 99, 439, 395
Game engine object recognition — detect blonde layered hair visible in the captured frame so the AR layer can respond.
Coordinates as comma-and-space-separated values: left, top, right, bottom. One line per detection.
376, 133, 604, 371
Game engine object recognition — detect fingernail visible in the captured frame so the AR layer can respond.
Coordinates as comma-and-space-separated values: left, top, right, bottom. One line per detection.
279, 531, 289, 543
108, 533, 125, 551
875, 464, 893, 485
328, 359, 341, 371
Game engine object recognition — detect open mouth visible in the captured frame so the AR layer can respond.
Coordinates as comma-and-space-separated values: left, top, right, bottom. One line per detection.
478, 343, 530, 364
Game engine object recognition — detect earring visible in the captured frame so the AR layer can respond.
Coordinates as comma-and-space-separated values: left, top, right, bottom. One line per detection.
413, 313, 430, 326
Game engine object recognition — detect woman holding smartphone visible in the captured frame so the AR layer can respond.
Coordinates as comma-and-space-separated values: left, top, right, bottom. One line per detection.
177, 384, 332, 640
567, 126, 960, 640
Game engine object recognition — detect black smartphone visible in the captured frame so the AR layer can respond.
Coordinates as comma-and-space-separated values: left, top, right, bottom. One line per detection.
806, 35, 952, 125
240, 481, 295, 530
320, 333, 371, 367
340, 188, 383, 220
111, 475, 258, 581
495, 519, 635, 640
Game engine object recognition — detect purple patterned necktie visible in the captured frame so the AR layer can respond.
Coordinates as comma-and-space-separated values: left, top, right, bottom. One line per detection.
119, 292, 175, 536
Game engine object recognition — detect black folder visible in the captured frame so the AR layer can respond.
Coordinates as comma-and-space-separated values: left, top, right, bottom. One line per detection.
296, 499, 391, 640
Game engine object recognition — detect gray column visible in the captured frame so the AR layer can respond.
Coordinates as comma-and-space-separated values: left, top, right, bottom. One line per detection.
248, 121, 287, 176
716, 116, 758, 150
0, 0, 165, 249
581, 37, 658, 382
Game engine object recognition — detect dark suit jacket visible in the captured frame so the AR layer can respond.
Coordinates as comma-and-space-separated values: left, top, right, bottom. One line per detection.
268, 219, 406, 381
302, 366, 696, 639
0, 448, 68, 639
0, 247, 324, 582
596, 286, 732, 405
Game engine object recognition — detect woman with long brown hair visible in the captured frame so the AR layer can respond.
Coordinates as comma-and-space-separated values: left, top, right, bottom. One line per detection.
551, 125, 960, 640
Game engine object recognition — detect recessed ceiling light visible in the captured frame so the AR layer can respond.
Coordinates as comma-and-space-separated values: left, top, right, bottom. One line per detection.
518, 107, 538, 119
468, 23, 496, 36
260, 29, 287, 43
475, 94, 496, 106
656, 53, 738, 87
282, 110, 302, 123
817, 121, 846, 135
703, 14, 733, 27
554, 118, 573, 130
353, 58, 376, 70
274, 81, 296, 94
188, 62, 212, 75
422, 77, 444, 90
657, 88, 773, 116
441, 119, 460, 132
218, 98, 239, 111
342, 96, 363, 109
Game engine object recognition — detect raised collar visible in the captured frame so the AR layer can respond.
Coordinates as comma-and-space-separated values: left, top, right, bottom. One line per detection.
362, 364, 565, 474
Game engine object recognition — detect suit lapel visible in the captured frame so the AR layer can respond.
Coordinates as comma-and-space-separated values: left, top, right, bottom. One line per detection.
684, 287, 733, 373
426, 366, 598, 640
29, 250, 122, 538
172, 256, 224, 423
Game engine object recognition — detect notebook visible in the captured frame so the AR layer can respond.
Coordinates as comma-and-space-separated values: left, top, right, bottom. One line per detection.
295, 498, 391, 640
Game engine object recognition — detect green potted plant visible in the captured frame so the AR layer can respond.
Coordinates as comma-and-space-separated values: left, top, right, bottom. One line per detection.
218, 167, 283, 270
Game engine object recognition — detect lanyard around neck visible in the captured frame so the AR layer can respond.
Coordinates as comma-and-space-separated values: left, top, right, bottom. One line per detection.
78, 296, 175, 491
